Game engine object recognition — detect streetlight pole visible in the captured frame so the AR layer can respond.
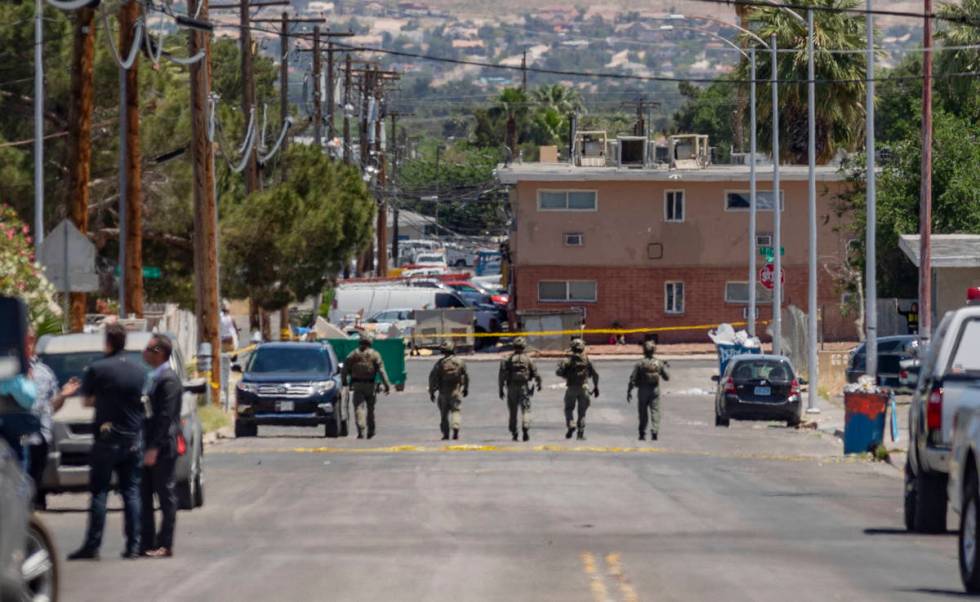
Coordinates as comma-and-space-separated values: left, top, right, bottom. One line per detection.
771, 33, 782, 356
34, 0, 44, 254
806, 8, 820, 413
749, 47, 758, 337
865, 0, 878, 378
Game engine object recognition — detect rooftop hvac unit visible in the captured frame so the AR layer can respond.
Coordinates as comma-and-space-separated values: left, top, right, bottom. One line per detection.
617, 136, 647, 168
669, 134, 710, 170
575, 130, 608, 167
650, 142, 669, 165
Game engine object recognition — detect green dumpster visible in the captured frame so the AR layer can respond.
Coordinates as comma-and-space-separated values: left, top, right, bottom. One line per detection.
325, 338, 407, 391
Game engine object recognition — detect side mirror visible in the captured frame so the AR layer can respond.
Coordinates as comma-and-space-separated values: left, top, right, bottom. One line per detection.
710, 375, 720, 383
183, 378, 207, 394
231, 364, 242, 374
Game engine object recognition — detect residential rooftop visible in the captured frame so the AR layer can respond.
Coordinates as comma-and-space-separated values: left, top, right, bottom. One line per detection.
496, 162, 848, 184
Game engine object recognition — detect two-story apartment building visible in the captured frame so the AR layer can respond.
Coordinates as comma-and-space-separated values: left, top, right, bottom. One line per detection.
497, 161, 856, 343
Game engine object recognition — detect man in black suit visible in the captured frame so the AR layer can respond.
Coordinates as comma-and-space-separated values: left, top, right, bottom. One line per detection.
140, 334, 182, 558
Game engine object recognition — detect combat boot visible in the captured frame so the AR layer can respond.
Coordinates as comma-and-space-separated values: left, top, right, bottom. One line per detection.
576, 428, 585, 441
651, 431, 658, 441
638, 431, 646, 441
357, 428, 364, 440
565, 427, 575, 439
452, 428, 459, 440
511, 431, 518, 442
367, 428, 375, 439
522, 428, 529, 442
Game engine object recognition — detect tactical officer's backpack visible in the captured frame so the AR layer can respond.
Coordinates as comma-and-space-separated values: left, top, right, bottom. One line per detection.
564, 354, 591, 386
439, 357, 465, 389
637, 360, 662, 387
348, 351, 377, 381
507, 355, 532, 385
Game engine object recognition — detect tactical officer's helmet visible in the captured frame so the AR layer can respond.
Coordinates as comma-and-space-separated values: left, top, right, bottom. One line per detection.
570, 339, 585, 353
643, 340, 656, 355
358, 332, 374, 346
513, 337, 527, 350
440, 340, 456, 354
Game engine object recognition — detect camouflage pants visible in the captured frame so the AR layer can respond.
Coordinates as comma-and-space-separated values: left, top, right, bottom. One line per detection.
506, 385, 532, 433
351, 384, 377, 436
437, 394, 462, 436
637, 388, 660, 435
563, 386, 591, 430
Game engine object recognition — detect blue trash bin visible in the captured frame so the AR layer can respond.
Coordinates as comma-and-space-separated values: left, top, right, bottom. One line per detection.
843, 391, 888, 454
716, 343, 762, 376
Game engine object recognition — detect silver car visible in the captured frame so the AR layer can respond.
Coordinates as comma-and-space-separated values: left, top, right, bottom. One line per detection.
36, 332, 205, 510
0, 440, 58, 602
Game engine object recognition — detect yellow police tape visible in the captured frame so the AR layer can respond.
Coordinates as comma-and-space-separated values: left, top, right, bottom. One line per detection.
429, 320, 764, 339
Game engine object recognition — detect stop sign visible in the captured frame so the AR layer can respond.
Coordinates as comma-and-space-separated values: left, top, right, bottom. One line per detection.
759, 263, 785, 290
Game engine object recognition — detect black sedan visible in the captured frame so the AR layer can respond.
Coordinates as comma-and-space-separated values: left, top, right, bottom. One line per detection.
714, 355, 802, 428
233, 342, 346, 438
846, 335, 919, 391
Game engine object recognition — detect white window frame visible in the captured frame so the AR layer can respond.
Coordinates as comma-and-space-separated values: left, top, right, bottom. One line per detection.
536, 189, 598, 212
724, 281, 774, 305
664, 281, 685, 315
563, 232, 584, 247
664, 189, 685, 223
724, 190, 785, 212
538, 280, 597, 303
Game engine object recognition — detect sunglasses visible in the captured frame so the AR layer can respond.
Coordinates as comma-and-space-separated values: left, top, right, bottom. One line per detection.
145, 345, 162, 353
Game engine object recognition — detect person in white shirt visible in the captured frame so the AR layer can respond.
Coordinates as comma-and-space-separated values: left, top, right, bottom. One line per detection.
219, 305, 239, 353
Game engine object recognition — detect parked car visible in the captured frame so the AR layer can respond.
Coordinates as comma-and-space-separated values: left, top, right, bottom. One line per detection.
365, 308, 416, 337
907, 305, 980, 533
233, 342, 346, 438
713, 355, 802, 428
36, 332, 206, 510
949, 406, 980, 593
846, 335, 920, 391
445, 244, 476, 268
0, 440, 58, 602
330, 285, 467, 324
444, 281, 495, 307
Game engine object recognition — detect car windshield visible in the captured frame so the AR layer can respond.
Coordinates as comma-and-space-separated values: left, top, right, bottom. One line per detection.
247, 347, 331, 374
416, 255, 444, 264
731, 360, 793, 383
40, 351, 148, 386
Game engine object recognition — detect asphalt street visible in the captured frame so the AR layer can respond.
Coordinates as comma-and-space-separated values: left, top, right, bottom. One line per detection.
41, 358, 964, 601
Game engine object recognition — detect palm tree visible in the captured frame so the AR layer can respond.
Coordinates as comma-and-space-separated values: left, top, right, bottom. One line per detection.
743, 0, 868, 164
936, 0, 980, 117
530, 84, 584, 146
492, 87, 529, 155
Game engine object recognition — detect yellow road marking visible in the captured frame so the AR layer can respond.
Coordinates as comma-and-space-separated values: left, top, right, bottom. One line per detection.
605, 553, 640, 602
209, 443, 868, 465
581, 552, 611, 602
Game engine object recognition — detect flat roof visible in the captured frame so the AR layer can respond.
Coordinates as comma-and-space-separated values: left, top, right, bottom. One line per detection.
900, 234, 980, 268
496, 163, 848, 184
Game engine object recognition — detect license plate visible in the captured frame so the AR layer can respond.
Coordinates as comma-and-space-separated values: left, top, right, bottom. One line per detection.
754, 386, 771, 396
277, 401, 295, 412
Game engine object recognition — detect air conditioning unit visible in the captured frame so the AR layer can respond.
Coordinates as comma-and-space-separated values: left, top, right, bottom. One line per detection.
617, 136, 647, 168
575, 131, 607, 167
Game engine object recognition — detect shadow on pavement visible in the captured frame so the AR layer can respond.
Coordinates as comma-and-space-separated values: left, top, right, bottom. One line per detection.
896, 588, 972, 598
864, 527, 956, 537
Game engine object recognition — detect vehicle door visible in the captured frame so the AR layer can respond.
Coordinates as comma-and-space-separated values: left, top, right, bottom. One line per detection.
941, 318, 980, 445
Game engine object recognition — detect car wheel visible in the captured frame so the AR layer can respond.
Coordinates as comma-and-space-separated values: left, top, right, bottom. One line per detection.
787, 414, 802, 428
235, 420, 256, 438
904, 460, 917, 531
23, 515, 59, 602
912, 470, 948, 533
961, 472, 980, 593
192, 443, 205, 508
715, 414, 730, 428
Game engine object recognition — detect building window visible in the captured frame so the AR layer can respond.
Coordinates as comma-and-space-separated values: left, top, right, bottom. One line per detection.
664, 190, 685, 222
725, 191, 784, 211
537, 190, 597, 211
538, 280, 597, 303
564, 232, 584, 246
725, 281, 773, 304
665, 281, 684, 314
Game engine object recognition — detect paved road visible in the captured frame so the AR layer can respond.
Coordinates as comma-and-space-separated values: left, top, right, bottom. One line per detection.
42, 359, 964, 601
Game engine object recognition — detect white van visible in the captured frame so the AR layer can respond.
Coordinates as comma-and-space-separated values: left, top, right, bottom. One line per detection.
329, 285, 466, 324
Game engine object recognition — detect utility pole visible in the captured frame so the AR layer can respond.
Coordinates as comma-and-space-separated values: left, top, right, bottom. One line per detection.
33, 0, 44, 256
865, 0, 878, 379
390, 114, 403, 267
279, 11, 289, 178
240, 0, 260, 194
343, 54, 352, 164
312, 26, 322, 147
520, 48, 527, 92
920, 0, 933, 341
120, 0, 143, 318
326, 41, 336, 142
66, 5, 98, 332
188, 0, 221, 405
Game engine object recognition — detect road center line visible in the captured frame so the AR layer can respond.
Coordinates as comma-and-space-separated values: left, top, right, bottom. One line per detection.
581, 552, 612, 602
605, 553, 640, 602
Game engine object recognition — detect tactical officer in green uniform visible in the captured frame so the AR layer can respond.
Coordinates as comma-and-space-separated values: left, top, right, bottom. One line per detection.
428, 340, 469, 440
498, 337, 542, 442
556, 338, 599, 440
627, 340, 670, 441
340, 333, 391, 439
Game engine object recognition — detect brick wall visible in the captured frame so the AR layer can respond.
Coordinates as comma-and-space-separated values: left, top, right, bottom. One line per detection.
514, 265, 857, 344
